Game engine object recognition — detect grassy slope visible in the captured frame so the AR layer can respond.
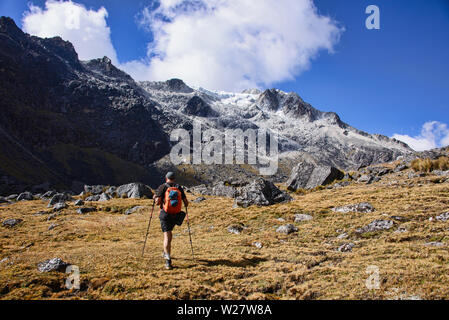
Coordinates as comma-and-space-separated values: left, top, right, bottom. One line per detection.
0, 168, 448, 300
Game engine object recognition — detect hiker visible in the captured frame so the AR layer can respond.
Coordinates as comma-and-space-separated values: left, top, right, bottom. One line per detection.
154, 172, 189, 270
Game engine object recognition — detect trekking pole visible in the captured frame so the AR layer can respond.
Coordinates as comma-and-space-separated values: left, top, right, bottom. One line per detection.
141, 200, 155, 257
185, 207, 195, 262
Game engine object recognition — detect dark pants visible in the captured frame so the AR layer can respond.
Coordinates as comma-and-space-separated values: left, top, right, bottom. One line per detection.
159, 209, 186, 232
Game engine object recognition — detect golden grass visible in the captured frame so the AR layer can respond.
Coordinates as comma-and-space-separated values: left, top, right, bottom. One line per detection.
411, 157, 449, 173
0, 170, 449, 300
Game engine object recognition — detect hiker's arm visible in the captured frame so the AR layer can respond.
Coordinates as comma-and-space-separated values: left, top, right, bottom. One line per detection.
155, 196, 161, 205
183, 198, 189, 208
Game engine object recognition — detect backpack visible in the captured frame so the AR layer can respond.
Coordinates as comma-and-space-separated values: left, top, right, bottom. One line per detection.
163, 183, 182, 214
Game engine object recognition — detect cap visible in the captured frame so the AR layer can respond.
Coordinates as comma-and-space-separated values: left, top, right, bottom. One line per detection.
166, 172, 176, 180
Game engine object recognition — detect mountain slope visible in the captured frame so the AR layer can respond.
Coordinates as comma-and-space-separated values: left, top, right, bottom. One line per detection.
0, 16, 413, 194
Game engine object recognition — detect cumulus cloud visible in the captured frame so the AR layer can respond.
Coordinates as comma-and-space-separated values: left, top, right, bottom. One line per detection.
22, 0, 118, 64
392, 121, 449, 151
132, 0, 343, 91
21, 0, 343, 91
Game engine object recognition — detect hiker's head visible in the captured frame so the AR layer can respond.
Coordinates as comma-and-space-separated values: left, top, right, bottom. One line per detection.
165, 172, 176, 182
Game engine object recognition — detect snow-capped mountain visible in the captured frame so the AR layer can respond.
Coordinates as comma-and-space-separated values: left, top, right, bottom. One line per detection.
0, 16, 412, 193
139, 80, 412, 174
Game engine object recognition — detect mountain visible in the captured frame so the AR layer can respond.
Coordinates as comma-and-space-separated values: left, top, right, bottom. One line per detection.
0, 16, 413, 194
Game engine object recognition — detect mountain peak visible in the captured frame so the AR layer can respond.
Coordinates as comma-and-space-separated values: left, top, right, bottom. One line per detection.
0, 16, 26, 40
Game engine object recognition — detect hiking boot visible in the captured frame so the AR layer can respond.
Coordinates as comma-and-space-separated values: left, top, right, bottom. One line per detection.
165, 259, 173, 270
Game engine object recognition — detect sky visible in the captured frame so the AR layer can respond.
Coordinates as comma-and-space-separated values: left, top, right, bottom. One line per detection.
0, 0, 448, 151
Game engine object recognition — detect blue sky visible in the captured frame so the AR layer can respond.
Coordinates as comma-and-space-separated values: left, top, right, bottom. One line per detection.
1, 0, 448, 150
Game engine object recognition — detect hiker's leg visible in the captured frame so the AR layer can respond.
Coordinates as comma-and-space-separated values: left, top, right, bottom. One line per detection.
163, 231, 173, 256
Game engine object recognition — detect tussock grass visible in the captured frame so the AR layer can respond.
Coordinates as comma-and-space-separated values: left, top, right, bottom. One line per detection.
411, 157, 449, 173
1, 170, 449, 300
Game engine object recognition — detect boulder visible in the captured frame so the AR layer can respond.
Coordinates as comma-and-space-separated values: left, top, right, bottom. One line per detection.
124, 206, 144, 215
394, 164, 408, 173
53, 202, 67, 211
234, 178, 292, 208
77, 207, 96, 214
2, 218, 23, 227
435, 212, 449, 222
37, 258, 69, 272
85, 195, 100, 202
227, 224, 245, 235
48, 193, 73, 207
356, 219, 394, 234
98, 193, 112, 202
17, 192, 34, 201
338, 243, 355, 252
294, 214, 313, 222
0, 196, 8, 204
332, 202, 375, 213
193, 197, 206, 203
358, 175, 374, 184
6, 194, 18, 201
116, 183, 153, 199
74, 199, 84, 206
84, 185, 106, 195
287, 162, 344, 191
41, 191, 57, 199
276, 224, 298, 235
105, 186, 117, 195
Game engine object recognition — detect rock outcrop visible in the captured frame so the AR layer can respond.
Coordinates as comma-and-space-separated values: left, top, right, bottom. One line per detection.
286, 160, 344, 191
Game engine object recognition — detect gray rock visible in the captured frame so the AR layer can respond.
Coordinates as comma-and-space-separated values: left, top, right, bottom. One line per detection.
2, 218, 23, 227
116, 183, 153, 199
227, 224, 245, 235
48, 193, 73, 207
124, 206, 143, 215
435, 212, 449, 222
74, 199, 84, 206
47, 213, 57, 221
211, 182, 239, 198
234, 178, 292, 208
53, 202, 67, 211
287, 161, 344, 191
425, 242, 446, 247
0, 196, 8, 204
84, 185, 106, 195
41, 191, 57, 199
358, 175, 374, 184
332, 202, 375, 213
356, 219, 394, 234
37, 258, 69, 272
192, 197, 206, 203
390, 216, 409, 222
77, 207, 96, 214
277, 218, 286, 222
98, 193, 112, 202
17, 191, 33, 201
433, 170, 449, 177
105, 186, 117, 195
6, 194, 18, 201
48, 223, 59, 231
394, 164, 408, 173
337, 232, 349, 239
338, 243, 355, 252
85, 195, 100, 201
294, 214, 313, 222
276, 224, 298, 235
253, 242, 263, 249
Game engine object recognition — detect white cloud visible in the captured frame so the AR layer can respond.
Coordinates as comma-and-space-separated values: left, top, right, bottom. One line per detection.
22, 0, 118, 64
132, 0, 343, 91
392, 121, 449, 151
21, 0, 343, 92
